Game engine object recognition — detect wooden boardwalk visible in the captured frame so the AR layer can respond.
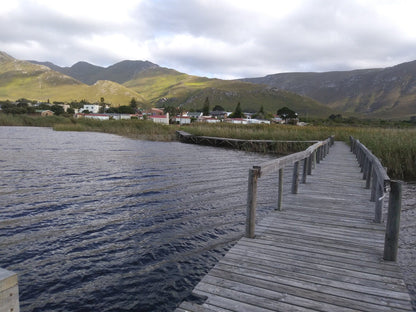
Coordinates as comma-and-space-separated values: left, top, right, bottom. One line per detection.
176, 141, 413, 312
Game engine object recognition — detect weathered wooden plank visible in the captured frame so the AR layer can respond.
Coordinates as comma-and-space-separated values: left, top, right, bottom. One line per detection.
176, 301, 218, 312
175, 141, 412, 312
212, 259, 410, 301
224, 249, 407, 289
198, 268, 412, 312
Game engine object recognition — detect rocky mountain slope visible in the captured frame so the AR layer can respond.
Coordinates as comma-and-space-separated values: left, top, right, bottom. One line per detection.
242, 61, 416, 119
29, 59, 159, 85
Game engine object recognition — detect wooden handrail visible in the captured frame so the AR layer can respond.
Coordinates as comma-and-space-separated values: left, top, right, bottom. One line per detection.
246, 135, 335, 238
349, 136, 402, 261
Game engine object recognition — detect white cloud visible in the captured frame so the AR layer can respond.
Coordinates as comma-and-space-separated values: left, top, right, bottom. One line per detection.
1, 0, 416, 78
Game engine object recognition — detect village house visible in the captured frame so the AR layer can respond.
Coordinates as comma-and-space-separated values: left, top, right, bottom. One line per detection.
210, 111, 229, 119
173, 115, 191, 125
144, 108, 164, 116
149, 113, 169, 125
81, 104, 101, 114
248, 119, 271, 125
225, 118, 249, 125
75, 113, 110, 120
35, 110, 54, 116
200, 116, 220, 123
186, 112, 203, 120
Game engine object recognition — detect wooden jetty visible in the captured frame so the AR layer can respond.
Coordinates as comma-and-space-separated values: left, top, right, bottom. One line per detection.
176, 130, 318, 154
176, 139, 413, 312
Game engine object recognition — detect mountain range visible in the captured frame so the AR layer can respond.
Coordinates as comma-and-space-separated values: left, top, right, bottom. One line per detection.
1, 50, 416, 119
242, 61, 416, 119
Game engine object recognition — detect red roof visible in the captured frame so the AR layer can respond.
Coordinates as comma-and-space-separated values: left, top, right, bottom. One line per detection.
149, 115, 168, 118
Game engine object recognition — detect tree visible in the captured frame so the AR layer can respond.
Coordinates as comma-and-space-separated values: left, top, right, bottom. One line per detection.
202, 97, 210, 116
38, 103, 51, 110
118, 106, 136, 114
164, 106, 179, 123
253, 105, 265, 119
130, 97, 138, 108
50, 104, 65, 115
212, 105, 225, 111
1, 103, 26, 114
229, 102, 244, 118
277, 107, 297, 120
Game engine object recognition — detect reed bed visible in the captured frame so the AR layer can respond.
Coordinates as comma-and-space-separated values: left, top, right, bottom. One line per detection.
53, 119, 177, 141
0, 114, 177, 141
183, 123, 416, 181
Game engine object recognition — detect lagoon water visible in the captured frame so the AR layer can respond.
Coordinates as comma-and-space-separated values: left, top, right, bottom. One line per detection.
0, 127, 279, 312
1, 127, 415, 311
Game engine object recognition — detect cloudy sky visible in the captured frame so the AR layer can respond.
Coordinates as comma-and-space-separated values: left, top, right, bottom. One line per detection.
2, 0, 416, 79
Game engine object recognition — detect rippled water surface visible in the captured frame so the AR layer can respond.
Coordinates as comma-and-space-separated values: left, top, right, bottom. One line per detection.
0, 127, 278, 312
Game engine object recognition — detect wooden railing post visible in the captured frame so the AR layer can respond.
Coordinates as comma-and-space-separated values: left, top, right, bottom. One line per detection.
277, 168, 283, 211
291, 161, 300, 194
316, 148, 321, 164
384, 181, 402, 261
371, 169, 377, 202
307, 154, 313, 175
246, 167, 260, 238
365, 161, 373, 189
374, 183, 384, 223
302, 157, 308, 183
362, 157, 368, 180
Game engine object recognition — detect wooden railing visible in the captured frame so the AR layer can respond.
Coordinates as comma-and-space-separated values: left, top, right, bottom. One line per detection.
350, 136, 402, 261
246, 135, 335, 239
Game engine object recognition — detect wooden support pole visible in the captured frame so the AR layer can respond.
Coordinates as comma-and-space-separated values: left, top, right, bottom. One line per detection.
374, 183, 383, 223
371, 169, 377, 202
365, 161, 373, 189
307, 155, 313, 175
246, 168, 259, 238
302, 157, 308, 183
291, 161, 300, 194
277, 168, 283, 211
362, 157, 368, 180
383, 181, 402, 261
316, 148, 321, 164
312, 151, 316, 169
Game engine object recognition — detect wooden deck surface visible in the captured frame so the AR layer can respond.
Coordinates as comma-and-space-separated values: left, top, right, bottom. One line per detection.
176, 141, 413, 312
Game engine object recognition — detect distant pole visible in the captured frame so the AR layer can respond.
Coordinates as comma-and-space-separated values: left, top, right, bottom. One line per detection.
383, 181, 402, 261
277, 168, 283, 211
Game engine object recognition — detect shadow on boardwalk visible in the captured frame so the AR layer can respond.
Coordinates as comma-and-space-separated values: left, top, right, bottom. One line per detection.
176, 141, 413, 312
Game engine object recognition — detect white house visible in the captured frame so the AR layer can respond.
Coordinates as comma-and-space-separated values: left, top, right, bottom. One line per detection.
174, 115, 191, 125
149, 113, 169, 125
225, 118, 249, 125
83, 113, 110, 120
81, 104, 101, 114
202, 117, 220, 123
248, 119, 271, 125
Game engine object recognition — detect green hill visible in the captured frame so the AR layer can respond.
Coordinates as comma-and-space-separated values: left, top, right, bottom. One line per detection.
0, 51, 335, 117
0, 52, 147, 106
123, 67, 332, 117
